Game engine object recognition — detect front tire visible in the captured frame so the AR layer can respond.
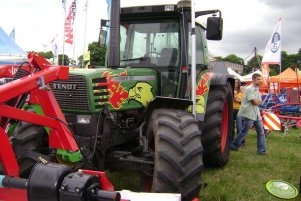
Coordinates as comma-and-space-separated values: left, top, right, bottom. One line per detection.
10, 122, 48, 178
201, 83, 234, 167
147, 109, 204, 201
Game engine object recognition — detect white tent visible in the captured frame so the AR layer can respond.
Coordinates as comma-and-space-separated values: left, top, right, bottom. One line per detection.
0, 27, 26, 64
241, 70, 262, 82
227, 68, 243, 81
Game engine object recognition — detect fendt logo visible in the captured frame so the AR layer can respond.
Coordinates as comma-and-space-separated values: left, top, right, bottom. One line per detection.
52, 83, 77, 90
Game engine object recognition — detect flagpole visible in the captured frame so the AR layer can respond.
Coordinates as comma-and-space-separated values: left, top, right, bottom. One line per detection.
72, 20, 76, 65
62, 1, 66, 65
82, 0, 89, 68
279, 46, 282, 94
72, 0, 77, 66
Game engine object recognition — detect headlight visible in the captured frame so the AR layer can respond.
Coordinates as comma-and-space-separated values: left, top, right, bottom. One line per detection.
76, 115, 91, 124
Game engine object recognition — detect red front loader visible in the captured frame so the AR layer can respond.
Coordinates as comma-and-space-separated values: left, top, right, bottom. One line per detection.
0, 52, 119, 201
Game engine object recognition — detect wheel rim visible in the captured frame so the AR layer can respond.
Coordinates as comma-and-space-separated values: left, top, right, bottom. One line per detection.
220, 100, 229, 153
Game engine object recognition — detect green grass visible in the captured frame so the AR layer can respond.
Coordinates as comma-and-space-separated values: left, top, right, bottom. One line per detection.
107, 129, 301, 201
200, 129, 301, 201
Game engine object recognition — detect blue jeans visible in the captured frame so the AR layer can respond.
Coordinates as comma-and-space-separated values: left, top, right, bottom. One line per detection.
234, 109, 242, 135
231, 117, 266, 153
236, 115, 243, 136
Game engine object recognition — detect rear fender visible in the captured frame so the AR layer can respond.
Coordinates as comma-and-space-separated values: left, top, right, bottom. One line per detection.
194, 71, 234, 121
190, 70, 214, 121
210, 72, 235, 88
144, 96, 192, 121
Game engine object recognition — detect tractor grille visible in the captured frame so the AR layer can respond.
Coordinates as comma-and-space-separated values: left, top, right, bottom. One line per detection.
50, 74, 89, 111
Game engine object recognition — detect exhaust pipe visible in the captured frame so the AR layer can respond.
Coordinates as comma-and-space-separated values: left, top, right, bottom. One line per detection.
108, 0, 120, 68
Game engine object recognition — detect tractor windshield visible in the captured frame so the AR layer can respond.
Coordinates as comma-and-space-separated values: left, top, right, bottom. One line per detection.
120, 20, 179, 68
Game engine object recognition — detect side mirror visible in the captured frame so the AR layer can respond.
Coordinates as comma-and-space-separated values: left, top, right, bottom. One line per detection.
99, 30, 107, 47
206, 17, 223, 40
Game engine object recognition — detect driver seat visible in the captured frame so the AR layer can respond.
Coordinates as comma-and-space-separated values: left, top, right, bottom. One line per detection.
158, 48, 178, 66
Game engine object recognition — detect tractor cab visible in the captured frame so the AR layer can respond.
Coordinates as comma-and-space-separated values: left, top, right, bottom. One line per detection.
101, 2, 222, 98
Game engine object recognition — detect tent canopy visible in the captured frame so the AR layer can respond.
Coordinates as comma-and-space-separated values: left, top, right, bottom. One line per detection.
241, 70, 262, 82
0, 27, 25, 56
227, 67, 243, 81
0, 27, 26, 64
270, 67, 301, 83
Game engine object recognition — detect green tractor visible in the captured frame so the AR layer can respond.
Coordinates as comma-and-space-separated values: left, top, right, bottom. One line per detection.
11, 1, 234, 200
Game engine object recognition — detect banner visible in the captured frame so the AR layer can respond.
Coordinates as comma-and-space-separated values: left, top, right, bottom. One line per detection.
64, 0, 76, 45
62, 0, 66, 11
105, 0, 111, 47
261, 18, 282, 86
84, 0, 88, 11
262, 18, 282, 64
50, 35, 58, 57
106, 0, 111, 16
84, 51, 90, 68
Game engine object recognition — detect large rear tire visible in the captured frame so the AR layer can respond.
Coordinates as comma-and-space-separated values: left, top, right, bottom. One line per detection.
146, 109, 204, 201
201, 83, 234, 167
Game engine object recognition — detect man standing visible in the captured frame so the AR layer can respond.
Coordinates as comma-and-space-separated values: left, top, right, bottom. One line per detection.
231, 73, 266, 155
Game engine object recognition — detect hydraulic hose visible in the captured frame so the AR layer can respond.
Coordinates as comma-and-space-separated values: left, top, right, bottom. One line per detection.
0, 175, 28, 190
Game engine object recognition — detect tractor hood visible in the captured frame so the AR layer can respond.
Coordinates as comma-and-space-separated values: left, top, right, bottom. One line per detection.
50, 67, 158, 113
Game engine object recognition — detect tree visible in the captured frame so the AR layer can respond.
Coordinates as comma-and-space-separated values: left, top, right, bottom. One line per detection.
247, 55, 262, 68
78, 55, 84, 67
38, 51, 53, 59
214, 56, 224, 61
223, 54, 244, 65
88, 42, 107, 66
58, 54, 70, 65
281, 51, 301, 72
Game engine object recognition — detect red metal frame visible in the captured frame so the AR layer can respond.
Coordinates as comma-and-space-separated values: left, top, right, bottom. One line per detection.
0, 52, 79, 177
0, 189, 27, 201
82, 170, 115, 191
0, 64, 19, 78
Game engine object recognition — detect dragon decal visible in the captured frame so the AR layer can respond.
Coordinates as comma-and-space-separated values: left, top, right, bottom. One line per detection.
96, 71, 129, 109
128, 82, 154, 107
195, 72, 213, 114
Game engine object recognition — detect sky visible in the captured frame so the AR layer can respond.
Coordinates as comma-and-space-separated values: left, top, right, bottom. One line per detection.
0, 0, 300, 62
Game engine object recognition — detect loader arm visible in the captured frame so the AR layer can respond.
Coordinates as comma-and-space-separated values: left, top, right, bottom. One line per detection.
0, 52, 79, 177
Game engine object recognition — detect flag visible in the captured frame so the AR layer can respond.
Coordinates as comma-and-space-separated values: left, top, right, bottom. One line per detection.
9, 28, 15, 41
262, 18, 282, 64
83, 51, 90, 68
72, 0, 77, 19
51, 35, 58, 57
64, 0, 76, 45
83, 0, 88, 11
105, 0, 111, 47
106, 0, 111, 16
62, 0, 66, 11
261, 18, 282, 85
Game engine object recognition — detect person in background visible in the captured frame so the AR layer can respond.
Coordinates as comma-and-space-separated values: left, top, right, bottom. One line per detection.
233, 79, 243, 135
231, 73, 266, 155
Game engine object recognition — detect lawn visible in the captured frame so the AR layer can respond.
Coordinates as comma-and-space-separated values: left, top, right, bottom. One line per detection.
107, 129, 301, 201
200, 129, 301, 201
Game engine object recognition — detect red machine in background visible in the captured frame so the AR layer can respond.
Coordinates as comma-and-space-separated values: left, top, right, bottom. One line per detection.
0, 52, 120, 201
